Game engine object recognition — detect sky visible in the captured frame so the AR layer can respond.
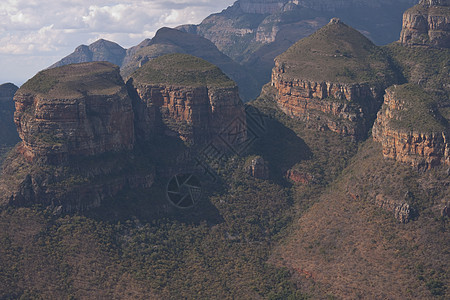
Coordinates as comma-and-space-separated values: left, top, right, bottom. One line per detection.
0, 0, 236, 85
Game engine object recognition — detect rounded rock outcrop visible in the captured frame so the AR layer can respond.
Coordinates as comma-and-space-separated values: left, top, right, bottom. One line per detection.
14, 62, 134, 163
271, 20, 398, 139
400, 0, 450, 48
129, 53, 246, 146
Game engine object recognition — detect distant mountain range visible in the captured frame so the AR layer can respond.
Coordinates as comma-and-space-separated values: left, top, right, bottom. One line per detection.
49, 0, 418, 101
50, 28, 259, 101
177, 0, 418, 86
0, 83, 19, 149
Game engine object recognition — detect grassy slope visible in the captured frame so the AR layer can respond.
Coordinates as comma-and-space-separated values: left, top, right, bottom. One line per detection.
20, 62, 123, 98
383, 43, 450, 92
386, 83, 447, 133
131, 53, 236, 88
276, 21, 396, 84
382, 43, 449, 133
273, 138, 449, 299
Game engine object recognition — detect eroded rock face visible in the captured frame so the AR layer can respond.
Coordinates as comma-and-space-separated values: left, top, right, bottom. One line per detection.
373, 85, 449, 169
400, 0, 450, 48
271, 20, 394, 139
285, 169, 314, 184
14, 62, 134, 164
272, 64, 384, 138
131, 83, 245, 145
375, 194, 411, 223
0, 62, 154, 212
129, 54, 246, 147
238, 0, 285, 14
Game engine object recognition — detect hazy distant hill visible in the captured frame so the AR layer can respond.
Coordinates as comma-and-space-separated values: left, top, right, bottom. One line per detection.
50, 28, 259, 101
49, 39, 126, 69
121, 27, 259, 101
178, 0, 417, 92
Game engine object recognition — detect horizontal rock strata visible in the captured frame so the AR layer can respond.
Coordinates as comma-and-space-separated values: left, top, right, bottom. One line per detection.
400, 0, 450, 48
373, 85, 449, 169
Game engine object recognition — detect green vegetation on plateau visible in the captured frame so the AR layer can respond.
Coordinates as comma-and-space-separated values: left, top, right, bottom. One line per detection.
384, 42, 450, 91
277, 21, 397, 84
131, 53, 236, 88
20, 62, 124, 98
387, 84, 447, 133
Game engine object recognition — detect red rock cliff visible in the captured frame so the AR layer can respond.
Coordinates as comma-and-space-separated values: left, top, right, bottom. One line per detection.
373, 84, 449, 169
400, 0, 450, 48
14, 62, 134, 164
129, 54, 246, 146
272, 61, 384, 138
271, 19, 396, 139
0, 62, 154, 212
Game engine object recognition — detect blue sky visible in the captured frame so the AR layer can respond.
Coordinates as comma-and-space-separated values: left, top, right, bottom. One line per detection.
0, 0, 235, 85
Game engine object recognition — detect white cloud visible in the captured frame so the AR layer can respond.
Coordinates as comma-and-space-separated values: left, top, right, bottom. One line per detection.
0, 0, 235, 84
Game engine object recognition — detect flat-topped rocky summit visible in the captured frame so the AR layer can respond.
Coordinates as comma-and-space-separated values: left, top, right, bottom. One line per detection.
271, 19, 398, 139
15, 62, 134, 164
129, 53, 246, 145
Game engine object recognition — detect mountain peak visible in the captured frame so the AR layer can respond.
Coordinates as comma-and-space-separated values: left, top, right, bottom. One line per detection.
328, 17, 342, 25
276, 20, 394, 84
50, 39, 126, 69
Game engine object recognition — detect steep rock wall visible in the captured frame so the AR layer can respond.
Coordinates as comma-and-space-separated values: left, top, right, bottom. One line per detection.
373, 86, 449, 169
130, 81, 245, 145
271, 61, 384, 139
0, 62, 153, 212
14, 64, 134, 164
400, 0, 450, 48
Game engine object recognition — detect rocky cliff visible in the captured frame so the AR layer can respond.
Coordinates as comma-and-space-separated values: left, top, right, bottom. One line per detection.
0, 83, 19, 148
400, 0, 450, 48
271, 19, 397, 139
373, 84, 449, 169
14, 62, 134, 164
0, 62, 153, 212
246, 156, 269, 179
128, 54, 246, 146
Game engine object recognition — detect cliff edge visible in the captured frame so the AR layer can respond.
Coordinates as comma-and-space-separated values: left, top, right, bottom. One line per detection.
128, 53, 246, 146
400, 0, 450, 48
373, 84, 449, 169
0, 62, 153, 212
271, 19, 398, 139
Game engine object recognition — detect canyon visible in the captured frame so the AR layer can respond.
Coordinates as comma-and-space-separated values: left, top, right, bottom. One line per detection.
373, 84, 449, 169
0, 1, 449, 299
